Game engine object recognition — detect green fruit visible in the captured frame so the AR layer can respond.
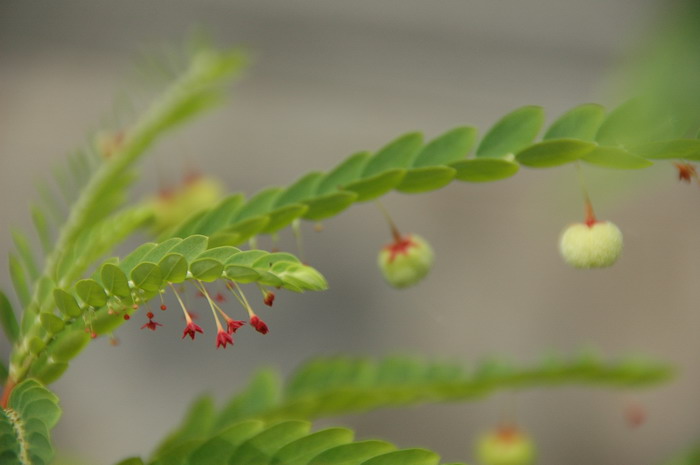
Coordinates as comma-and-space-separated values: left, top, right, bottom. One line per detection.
559, 221, 623, 268
377, 234, 434, 288
476, 426, 536, 465
151, 175, 224, 233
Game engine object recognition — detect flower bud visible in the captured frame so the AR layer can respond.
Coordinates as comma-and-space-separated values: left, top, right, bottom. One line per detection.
476, 425, 536, 465
377, 234, 434, 288
151, 173, 224, 234
559, 221, 623, 268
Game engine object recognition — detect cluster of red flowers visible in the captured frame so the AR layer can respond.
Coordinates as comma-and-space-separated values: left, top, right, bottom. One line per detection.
135, 281, 274, 349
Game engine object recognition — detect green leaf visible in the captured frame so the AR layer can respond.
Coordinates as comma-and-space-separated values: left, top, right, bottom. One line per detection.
188, 437, 235, 465
159, 253, 189, 283
9, 254, 30, 308
363, 132, 423, 177
317, 152, 372, 195
0, 361, 7, 384
0, 290, 19, 343
12, 230, 39, 282
303, 192, 358, 221
582, 146, 654, 169
91, 307, 126, 335
0, 379, 61, 465
632, 139, 700, 160
39, 313, 64, 334
362, 449, 439, 465
259, 204, 309, 235
169, 235, 209, 262
75, 279, 108, 308
270, 428, 354, 465
308, 440, 396, 465
215, 369, 282, 429
194, 194, 246, 235
170, 210, 208, 239
100, 264, 131, 298
142, 238, 183, 263
249, 355, 671, 423
395, 166, 456, 193
516, 139, 596, 168
196, 246, 241, 262
234, 187, 283, 222
32, 361, 69, 385
544, 104, 606, 141
118, 243, 158, 274
275, 172, 325, 208
343, 169, 406, 203
477, 106, 545, 158
114, 459, 145, 465
254, 252, 302, 266
153, 394, 217, 459
53, 289, 83, 318
450, 159, 519, 182
273, 264, 328, 291
31, 205, 52, 254
226, 250, 268, 266
48, 329, 90, 362
229, 421, 311, 464
130, 263, 163, 293
594, 99, 674, 146
412, 127, 477, 167
212, 216, 270, 247
190, 259, 224, 282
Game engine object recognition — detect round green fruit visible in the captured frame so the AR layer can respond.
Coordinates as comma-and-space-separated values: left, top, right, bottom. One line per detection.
377, 234, 434, 288
476, 426, 536, 465
559, 221, 623, 268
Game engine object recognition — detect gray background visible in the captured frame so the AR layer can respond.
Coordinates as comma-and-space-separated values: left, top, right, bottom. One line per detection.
2, 1, 700, 464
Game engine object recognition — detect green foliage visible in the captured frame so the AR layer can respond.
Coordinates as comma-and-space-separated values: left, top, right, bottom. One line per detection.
17, 238, 324, 385
0, 290, 20, 344
139, 352, 669, 465
0, 379, 61, 465
662, 442, 700, 465
213, 354, 671, 425
153, 97, 700, 255
515, 139, 595, 168
146, 418, 450, 465
476, 106, 545, 158
543, 103, 606, 141
3, 44, 249, 386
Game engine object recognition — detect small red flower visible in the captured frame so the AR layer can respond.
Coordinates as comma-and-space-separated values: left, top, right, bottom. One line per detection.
141, 312, 163, 331
225, 318, 245, 334
263, 291, 275, 307
182, 321, 204, 340
215, 292, 227, 303
216, 329, 234, 349
250, 315, 269, 335
675, 162, 697, 182
141, 319, 163, 331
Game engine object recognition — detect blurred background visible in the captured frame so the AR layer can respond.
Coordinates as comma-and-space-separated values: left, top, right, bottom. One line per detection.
2, 0, 700, 464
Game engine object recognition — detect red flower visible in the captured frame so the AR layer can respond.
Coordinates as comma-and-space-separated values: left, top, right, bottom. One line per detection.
263, 291, 275, 307
675, 162, 697, 182
141, 319, 163, 331
215, 292, 227, 303
250, 315, 269, 335
141, 312, 163, 331
182, 321, 204, 340
226, 318, 245, 334
216, 329, 234, 349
